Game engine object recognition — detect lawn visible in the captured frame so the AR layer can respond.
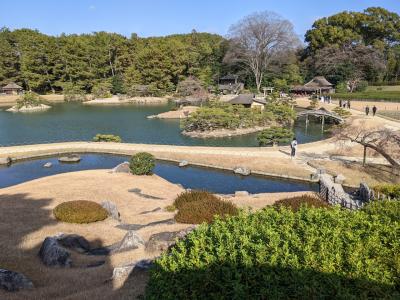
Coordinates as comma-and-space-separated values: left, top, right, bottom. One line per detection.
366, 85, 400, 92
332, 91, 400, 102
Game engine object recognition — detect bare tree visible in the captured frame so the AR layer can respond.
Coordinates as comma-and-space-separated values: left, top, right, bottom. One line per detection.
314, 44, 385, 92
225, 11, 300, 92
335, 123, 400, 168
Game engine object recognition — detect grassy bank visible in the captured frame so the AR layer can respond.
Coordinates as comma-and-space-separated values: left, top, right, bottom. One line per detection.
332, 91, 400, 102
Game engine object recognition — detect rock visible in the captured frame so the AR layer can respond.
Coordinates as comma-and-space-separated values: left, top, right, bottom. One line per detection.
101, 201, 120, 221
6, 104, 51, 113
111, 259, 154, 281
0, 157, 12, 166
43, 162, 52, 168
38, 237, 72, 267
0, 269, 34, 292
146, 227, 196, 253
58, 154, 81, 163
139, 207, 162, 215
56, 234, 91, 254
233, 167, 251, 176
235, 191, 249, 197
111, 161, 130, 173
334, 174, 346, 184
178, 160, 189, 167
116, 218, 175, 231
91, 231, 144, 255
310, 173, 320, 181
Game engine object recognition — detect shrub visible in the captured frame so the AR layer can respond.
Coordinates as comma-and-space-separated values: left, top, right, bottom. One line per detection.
16, 92, 42, 108
373, 183, 400, 200
92, 81, 112, 98
273, 194, 330, 211
62, 82, 86, 102
129, 152, 155, 175
146, 202, 400, 299
355, 80, 368, 92
333, 107, 352, 118
53, 200, 108, 223
92, 134, 122, 143
173, 190, 238, 224
257, 126, 294, 146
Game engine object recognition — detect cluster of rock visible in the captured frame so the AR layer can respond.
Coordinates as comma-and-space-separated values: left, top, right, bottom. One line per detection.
6, 104, 51, 113
0, 156, 12, 166
233, 167, 251, 176
58, 154, 81, 163
0, 269, 34, 292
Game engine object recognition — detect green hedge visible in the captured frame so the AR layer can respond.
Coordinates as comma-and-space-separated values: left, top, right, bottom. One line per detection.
146, 201, 400, 299
92, 134, 122, 143
332, 91, 400, 102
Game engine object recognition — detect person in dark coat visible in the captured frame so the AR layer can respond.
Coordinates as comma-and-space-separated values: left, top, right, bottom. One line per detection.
365, 105, 370, 116
372, 105, 377, 116
347, 100, 351, 109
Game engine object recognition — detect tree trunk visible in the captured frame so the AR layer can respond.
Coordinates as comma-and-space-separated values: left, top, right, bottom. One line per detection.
363, 145, 367, 166
366, 144, 400, 168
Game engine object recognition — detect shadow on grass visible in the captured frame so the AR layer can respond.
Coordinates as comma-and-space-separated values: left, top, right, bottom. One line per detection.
144, 262, 400, 299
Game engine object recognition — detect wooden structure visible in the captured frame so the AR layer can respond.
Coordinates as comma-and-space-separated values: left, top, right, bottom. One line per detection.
291, 76, 334, 95
218, 74, 244, 95
228, 94, 266, 109
2, 82, 23, 95
297, 109, 344, 131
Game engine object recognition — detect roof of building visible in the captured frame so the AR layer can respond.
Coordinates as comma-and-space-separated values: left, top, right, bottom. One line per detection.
220, 74, 239, 80
2, 82, 23, 90
304, 76, 333, 88
228, 94, 255, 105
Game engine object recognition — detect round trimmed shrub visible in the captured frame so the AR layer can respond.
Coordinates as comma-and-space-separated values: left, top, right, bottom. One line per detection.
146, 202, 400, 299
129, 152, 155, 175
173, 190, 238, 224
53, 200, 108, 223
273, 194, 330, 211
92, 134, 122, 143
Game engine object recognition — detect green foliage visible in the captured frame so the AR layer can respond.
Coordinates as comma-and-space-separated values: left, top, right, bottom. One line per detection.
129, 152, 155, 175
53, 200, 108, 224
332, 91, 400, 102
182, 102, 275, 132
273, 194, 330, 211
16, 92, 42, 108
332, 107, 352, 118
92, 134, 122, 143
264, 102, 296, 125
335, 82, 348, 93
62, 82, 86, 102
91, 81, 112, 98
146, 201, 400, 299
355, 80, 368, 92
173, 190, 238, 224
373, 184, 400, 199
308, 98, 319, 109
111, 74, 125, 94
257, 126, 294, 146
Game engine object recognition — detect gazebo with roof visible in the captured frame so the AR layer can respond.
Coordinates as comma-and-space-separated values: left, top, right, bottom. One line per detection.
2, 82, 23, 95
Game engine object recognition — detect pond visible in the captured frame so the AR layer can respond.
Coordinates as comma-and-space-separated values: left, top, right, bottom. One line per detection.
0, 154, 317, 193
0, 102, 329, 147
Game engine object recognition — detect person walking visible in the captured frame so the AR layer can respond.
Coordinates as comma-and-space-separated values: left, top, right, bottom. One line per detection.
365, 105, 370, 116
339, 99, 342, 107
372, 105, 377, 116
347, 100, 351, 109
290, 137, 298, 159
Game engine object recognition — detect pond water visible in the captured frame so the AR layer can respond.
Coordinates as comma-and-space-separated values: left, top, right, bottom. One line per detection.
0, 102, 328, 146
0, 154, 317, 193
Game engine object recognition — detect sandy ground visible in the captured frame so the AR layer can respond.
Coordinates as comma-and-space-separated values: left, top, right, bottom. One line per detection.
0, 95, 64, 107
148, 106, 198, 119
0, 169, 310, 299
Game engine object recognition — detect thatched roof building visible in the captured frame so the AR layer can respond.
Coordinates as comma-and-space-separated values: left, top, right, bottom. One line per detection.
291, 76, 334, 94
218, 74, 244, 95
2, 82, 23, 95
228, 94, 266, 109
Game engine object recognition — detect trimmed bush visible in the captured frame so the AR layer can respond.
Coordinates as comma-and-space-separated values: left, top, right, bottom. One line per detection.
173, 190, 238, 224
257, 126, 294, 146
16, 92, 42, 108
129, 152, 155, 175
273, 194, 330, 211
53, 200, 108, 223
373, 183, 400, 200
92, 134, 122, 143
333, 107, 352, 118
146, 201, 400, 299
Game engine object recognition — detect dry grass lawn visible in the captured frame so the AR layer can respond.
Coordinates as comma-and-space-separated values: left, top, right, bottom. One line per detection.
0, 169, 310, 299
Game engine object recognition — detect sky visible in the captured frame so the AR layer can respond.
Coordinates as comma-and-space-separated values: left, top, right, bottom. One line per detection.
1, 0, 400, 40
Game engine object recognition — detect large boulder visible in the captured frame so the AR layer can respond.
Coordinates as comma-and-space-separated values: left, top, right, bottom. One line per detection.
101, 201, 120, 221
58, 154, 81, 163
90, 230, 144, 255
146, 227, 196, 253
233, 167, 251, 176
38, 237, 72, 267
178, 160, 189, 167
0, 269, 34, 292
0, 157, 12, 166
111, 162, 130, 173
111, 259, 154, 281
56, 233, 91, 254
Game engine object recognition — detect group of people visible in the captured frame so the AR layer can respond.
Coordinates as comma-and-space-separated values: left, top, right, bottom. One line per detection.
338, 99, 351, 109
365, 105, 378, 116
